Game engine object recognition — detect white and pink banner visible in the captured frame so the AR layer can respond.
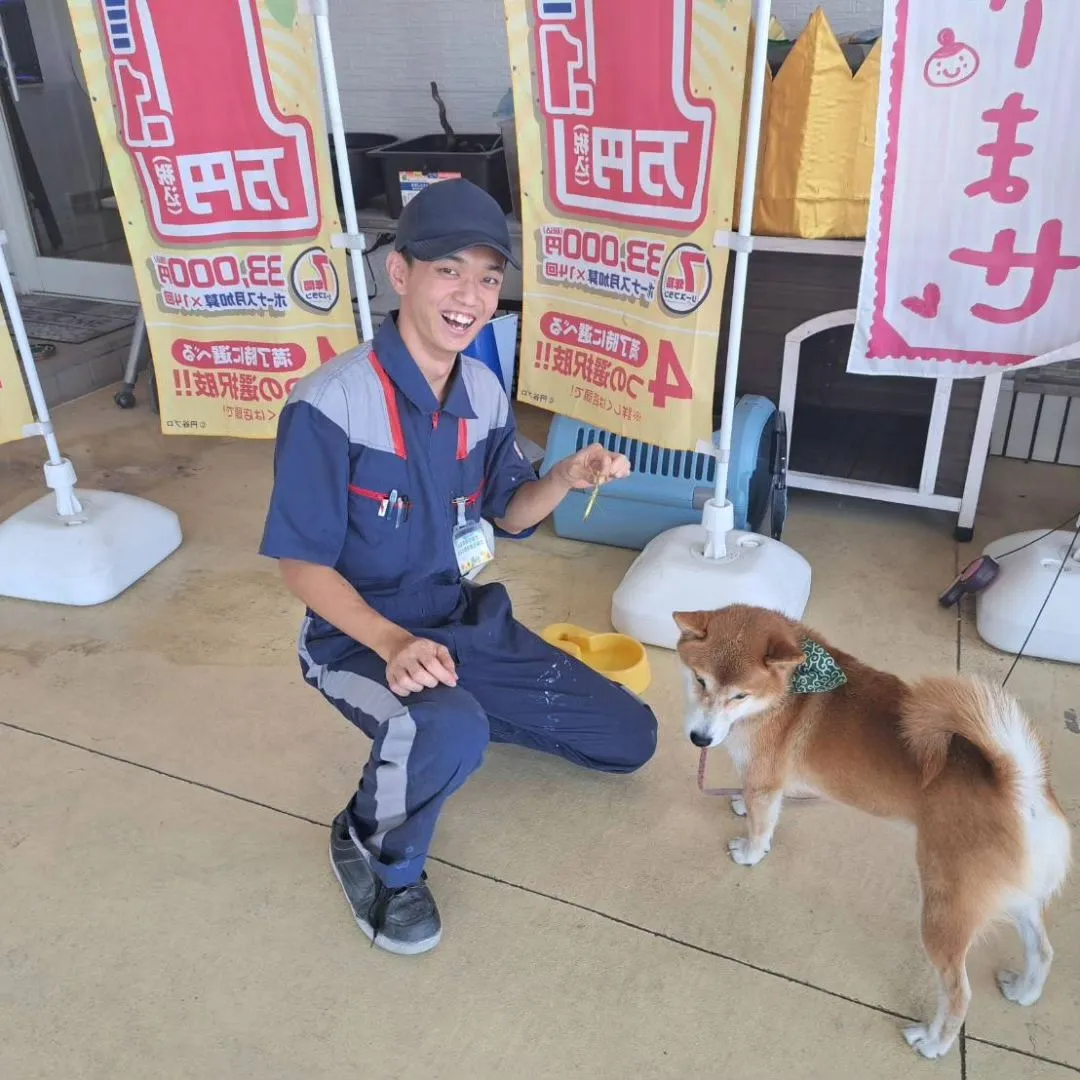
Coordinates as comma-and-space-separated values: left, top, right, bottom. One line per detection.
849, 0, 1080, 378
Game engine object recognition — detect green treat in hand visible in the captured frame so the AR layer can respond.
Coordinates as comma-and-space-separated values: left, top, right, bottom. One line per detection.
583, 480, 601, 521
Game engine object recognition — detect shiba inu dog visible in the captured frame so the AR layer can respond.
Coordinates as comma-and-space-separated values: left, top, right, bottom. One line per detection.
675, 604, 1072, 1060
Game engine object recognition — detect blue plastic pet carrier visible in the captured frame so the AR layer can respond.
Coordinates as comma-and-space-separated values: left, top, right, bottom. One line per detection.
541, 394, 786, 550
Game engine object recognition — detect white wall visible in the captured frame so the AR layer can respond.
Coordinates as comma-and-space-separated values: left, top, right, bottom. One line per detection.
327, 0, 884, 138
772, 0, 882, 35
329, 0, 513, 140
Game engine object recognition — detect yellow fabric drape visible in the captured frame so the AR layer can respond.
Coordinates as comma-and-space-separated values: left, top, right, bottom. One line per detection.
749, 8, 882, 240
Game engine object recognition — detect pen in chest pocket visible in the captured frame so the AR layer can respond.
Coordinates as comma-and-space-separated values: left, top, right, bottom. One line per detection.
376, 489, 408, 527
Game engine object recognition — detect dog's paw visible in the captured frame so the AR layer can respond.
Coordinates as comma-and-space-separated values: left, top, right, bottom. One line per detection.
997, 969, 1042, 1007
731, 794, 747, 817
728, 836, 768, 866
902, 1025, 953, 1060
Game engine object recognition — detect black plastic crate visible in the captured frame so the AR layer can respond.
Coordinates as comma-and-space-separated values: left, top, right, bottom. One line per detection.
328, 132, 398, 210
369, 134, 511, 219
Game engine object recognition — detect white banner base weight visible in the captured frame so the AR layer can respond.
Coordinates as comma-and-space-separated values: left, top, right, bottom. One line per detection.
975, 529, 1080, 666
0, 230, 182, 607
0, 487, 182, 607
611, 522, 812, 651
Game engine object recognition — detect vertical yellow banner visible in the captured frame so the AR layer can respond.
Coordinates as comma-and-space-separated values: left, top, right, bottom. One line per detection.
0, 327, 32, 446
504, 0, 751, 451
67, 0, 358, 438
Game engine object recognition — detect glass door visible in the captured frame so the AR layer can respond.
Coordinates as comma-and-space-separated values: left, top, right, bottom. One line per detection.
0, 0, 136, 301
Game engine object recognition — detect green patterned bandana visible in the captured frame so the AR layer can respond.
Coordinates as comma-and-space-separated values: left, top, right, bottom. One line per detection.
790, 638, 847, 694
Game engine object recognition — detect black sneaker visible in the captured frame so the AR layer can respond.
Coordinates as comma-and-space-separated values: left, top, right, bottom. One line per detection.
328, 811, 442, 955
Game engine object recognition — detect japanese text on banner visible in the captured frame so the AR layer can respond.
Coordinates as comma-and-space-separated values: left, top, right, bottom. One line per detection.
0, 325, 32, 446
504, 0, 751, 450
850, 0, 1080, 377
67, 0, 357, 438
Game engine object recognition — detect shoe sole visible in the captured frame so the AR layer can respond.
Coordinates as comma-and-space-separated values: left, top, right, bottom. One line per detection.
328, 838, 442, 956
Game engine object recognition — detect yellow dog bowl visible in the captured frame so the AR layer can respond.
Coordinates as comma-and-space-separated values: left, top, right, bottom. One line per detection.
540, 623, 651, 695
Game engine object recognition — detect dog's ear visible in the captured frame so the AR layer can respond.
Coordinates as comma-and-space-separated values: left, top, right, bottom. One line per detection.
673, 611, 710, 640
765, 633, 805, 670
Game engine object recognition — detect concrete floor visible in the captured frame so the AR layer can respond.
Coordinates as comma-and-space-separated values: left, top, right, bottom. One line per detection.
0, 388, 1078, 1080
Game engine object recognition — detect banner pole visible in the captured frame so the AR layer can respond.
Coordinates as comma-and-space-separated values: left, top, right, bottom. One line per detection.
0, 231, 82, 515
310, 2, 374, 343
705, 0, 772, 559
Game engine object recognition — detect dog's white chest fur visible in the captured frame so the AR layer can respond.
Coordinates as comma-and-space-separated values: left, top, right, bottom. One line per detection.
723, 726, 753, 777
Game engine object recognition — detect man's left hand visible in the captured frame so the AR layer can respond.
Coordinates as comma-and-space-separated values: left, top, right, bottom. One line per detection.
555, 443, 631, 491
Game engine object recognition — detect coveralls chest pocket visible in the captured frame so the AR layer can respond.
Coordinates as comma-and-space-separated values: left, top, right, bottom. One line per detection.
454, 454, 488, 530
346, 459, 414, 577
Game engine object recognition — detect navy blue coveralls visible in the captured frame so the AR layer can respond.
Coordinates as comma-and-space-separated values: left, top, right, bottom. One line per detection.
260, 316, 657, 887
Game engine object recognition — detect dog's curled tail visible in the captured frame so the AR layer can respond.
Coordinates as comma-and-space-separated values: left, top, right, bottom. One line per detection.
900, 675, 1046, 800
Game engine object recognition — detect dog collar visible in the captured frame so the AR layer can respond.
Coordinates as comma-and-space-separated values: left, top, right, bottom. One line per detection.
791, 638, 847, 694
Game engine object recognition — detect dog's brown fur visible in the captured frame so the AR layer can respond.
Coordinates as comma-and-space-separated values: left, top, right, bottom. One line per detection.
675, 604, 1072, 1060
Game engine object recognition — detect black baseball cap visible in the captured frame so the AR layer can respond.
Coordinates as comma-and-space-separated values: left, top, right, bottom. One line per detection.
394, 178, 519, 268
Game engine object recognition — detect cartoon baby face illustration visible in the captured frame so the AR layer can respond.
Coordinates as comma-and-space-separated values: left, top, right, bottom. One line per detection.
924, 28, 980, 88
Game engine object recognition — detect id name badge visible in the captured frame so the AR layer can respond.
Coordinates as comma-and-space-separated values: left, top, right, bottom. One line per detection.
452, 498, 493, 576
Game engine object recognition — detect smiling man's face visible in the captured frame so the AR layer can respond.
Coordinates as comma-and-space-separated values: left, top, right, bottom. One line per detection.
389, 246, 506, 370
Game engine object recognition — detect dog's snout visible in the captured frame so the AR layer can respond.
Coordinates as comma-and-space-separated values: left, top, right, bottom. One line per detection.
689, 729, 712, 748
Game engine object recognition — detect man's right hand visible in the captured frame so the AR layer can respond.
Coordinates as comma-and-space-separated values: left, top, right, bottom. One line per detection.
384, 634, 458, 697
277, 561, 459, 698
